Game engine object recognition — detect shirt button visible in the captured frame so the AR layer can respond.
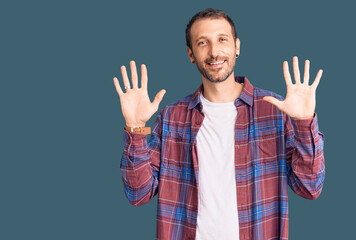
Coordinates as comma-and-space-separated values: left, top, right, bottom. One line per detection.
195, 120, 202, 126
177, 136, 183, 142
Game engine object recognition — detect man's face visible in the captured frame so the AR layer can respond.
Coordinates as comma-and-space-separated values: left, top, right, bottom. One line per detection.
187, 18, 240, 83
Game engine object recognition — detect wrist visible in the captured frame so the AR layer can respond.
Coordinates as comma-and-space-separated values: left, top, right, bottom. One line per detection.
124, 125, 151, 134
291, 113, 315, 120
125, 122, 146, 128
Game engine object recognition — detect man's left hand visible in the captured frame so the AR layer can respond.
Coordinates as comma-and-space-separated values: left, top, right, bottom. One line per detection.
263, 56, 323, 120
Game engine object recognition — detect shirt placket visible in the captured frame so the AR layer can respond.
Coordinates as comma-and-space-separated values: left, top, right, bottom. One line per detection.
190, 106, 204, 192
235, 102, 252, 240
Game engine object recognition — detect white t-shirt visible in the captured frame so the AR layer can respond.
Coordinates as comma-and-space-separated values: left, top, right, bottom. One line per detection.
195, 92, 240, 240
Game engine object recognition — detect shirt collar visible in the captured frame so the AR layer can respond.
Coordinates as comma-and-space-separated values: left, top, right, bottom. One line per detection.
188, 76, 254, 110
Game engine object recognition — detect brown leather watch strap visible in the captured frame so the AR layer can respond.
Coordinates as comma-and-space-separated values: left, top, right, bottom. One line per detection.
124, 126, 151, 134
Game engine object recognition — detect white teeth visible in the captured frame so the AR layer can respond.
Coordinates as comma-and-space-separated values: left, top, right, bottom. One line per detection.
208, 60, 225, 65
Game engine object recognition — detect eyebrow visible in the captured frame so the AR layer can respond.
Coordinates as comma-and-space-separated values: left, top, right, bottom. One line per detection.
195, 33, 230, 43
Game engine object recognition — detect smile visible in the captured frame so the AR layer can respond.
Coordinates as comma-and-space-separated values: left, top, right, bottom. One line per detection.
207, 60, 226, 67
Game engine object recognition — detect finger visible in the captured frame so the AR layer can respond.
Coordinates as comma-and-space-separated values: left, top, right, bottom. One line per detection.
113, 77, 124, 96
311, 69, 323, 89
293, 56, 301, 84
121, 65, 131, 90
141, 64, 148, 89
262, 96, 283, 110
130, 60, 138, 89
303, 60, 310, 85
283, 61, 293, 86
152, 89, 166, 110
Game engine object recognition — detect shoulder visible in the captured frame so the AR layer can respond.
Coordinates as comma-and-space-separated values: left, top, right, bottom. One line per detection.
159, 94, 194, 120
254, 86, 284, 101
166, 94, 193, 110
252, 86, 285, 120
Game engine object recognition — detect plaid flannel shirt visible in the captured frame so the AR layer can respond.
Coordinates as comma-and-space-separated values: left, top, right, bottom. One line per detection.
120, 76, 325, 240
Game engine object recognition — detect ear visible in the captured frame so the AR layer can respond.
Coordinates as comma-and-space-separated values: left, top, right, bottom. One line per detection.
187, 47, 196, 63
235, 38, 240, 56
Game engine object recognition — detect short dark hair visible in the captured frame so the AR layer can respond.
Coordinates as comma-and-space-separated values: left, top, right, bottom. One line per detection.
185, 8, 237, 51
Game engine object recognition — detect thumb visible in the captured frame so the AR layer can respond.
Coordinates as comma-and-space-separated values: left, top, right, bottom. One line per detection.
263, 96, 283, 109
152, 89, 166, 108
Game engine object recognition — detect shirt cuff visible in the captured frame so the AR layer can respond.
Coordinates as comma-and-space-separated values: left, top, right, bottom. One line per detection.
291, 113, 320, 138
123, 129, 149, 151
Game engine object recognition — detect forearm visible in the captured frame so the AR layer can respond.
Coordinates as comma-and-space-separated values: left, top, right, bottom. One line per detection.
286, 113, 325, 199
120, 131, 160, 206
120, 113, 163, 206
121, 131, 153, 187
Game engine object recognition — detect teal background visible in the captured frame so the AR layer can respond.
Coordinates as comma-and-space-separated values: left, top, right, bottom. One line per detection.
1, 0, 355, 239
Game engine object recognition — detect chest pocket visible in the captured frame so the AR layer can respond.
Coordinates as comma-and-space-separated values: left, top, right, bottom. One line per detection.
255, 126, 281, 164
164, 130, 191, 170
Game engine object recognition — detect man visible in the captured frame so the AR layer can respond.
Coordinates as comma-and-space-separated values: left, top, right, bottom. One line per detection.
113, 8, 325, 240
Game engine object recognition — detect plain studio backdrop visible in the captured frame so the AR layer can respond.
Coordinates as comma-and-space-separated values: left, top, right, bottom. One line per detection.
1, 0, 355, 239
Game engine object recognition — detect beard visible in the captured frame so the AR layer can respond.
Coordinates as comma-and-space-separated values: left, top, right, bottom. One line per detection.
194, 54, 236, 83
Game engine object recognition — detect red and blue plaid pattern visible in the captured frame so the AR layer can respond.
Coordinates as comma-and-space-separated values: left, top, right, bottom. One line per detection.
120, 76, 325, 240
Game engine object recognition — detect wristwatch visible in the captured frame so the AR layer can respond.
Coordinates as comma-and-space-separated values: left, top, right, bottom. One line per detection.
124, 126, 151, 134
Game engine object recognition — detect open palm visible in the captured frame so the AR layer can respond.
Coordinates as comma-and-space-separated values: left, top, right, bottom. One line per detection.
263, 56, 323, 120
113, 60, 166, 127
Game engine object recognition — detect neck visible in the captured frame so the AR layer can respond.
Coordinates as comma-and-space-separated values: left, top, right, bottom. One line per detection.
201, 74, 243, 103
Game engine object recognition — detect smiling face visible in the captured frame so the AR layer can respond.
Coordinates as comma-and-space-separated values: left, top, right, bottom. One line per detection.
187, 17, 240, 83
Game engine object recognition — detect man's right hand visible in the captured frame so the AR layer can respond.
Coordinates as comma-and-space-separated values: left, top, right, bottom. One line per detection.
113, 60, 166, 128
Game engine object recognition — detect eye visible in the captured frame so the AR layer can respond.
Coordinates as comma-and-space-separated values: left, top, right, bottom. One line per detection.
198, 41, 207, 46
220, 38, 227, 42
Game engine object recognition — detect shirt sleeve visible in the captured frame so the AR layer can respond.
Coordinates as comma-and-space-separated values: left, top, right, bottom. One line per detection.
120, 110, 163, 206
284, 112, 326, 200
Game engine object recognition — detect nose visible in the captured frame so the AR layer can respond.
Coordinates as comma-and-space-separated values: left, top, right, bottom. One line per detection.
208, 42, 219, 58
